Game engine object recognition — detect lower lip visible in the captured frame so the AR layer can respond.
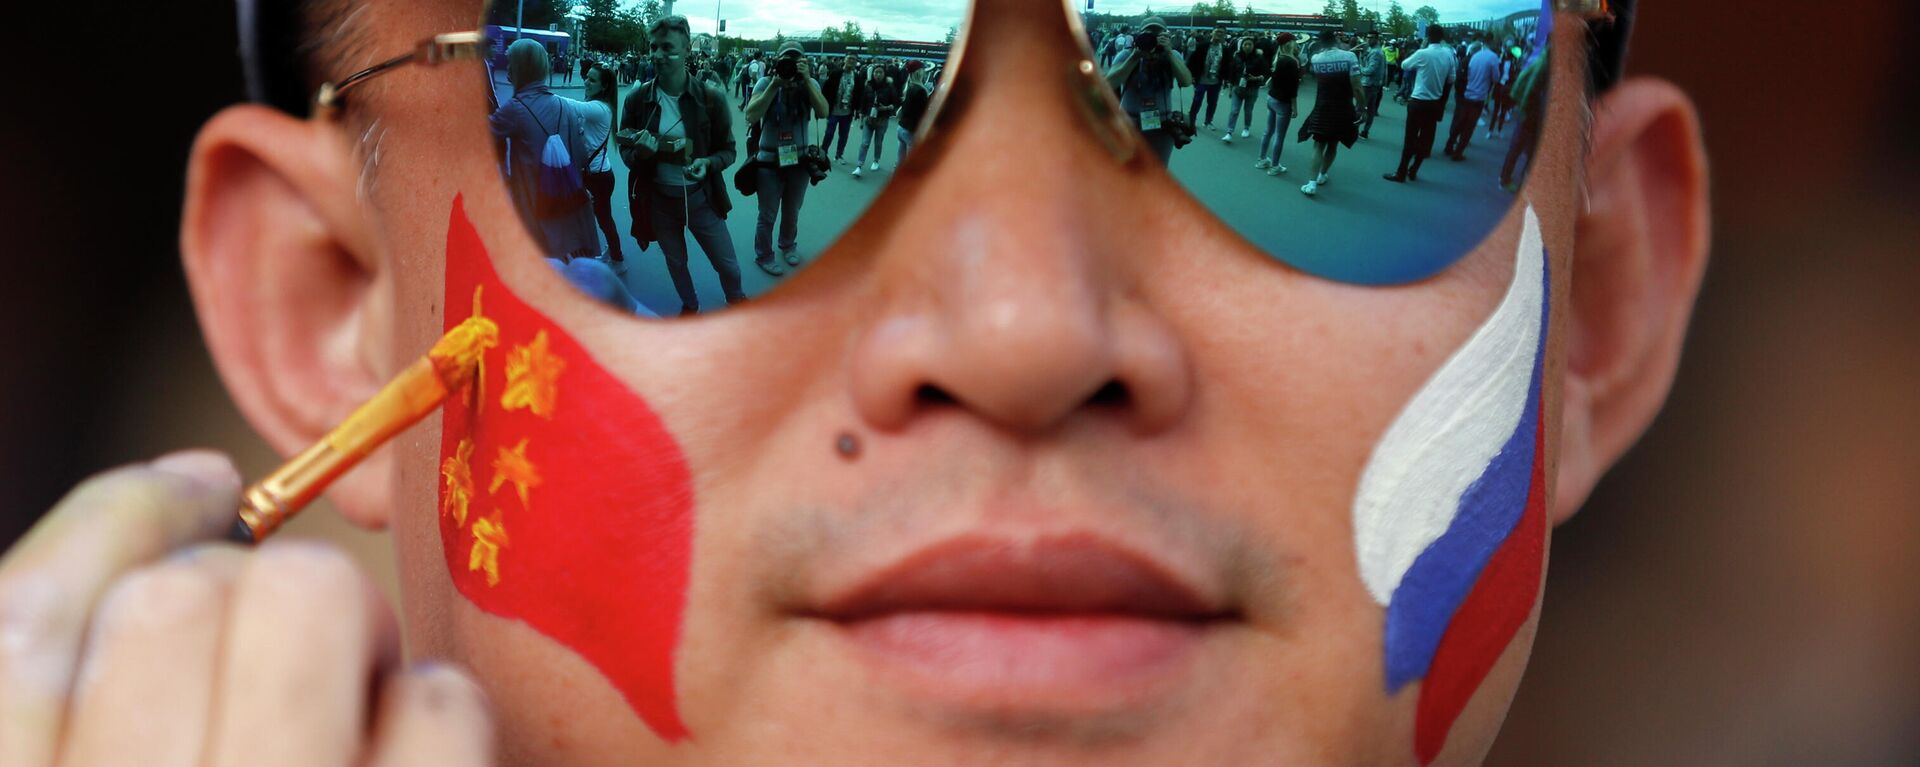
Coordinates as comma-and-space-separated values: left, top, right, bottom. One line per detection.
834, 611, 1212, 703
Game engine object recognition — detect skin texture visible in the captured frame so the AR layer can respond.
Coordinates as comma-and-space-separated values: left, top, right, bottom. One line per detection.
0, 1, 1706, 766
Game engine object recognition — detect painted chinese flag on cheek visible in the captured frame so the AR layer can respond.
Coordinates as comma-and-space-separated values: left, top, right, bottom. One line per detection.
436, 196, 696, 741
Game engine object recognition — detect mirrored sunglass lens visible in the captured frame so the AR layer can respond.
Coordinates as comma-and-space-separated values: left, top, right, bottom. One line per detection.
477, 2, 963, 317
1089, 1, 1555, 285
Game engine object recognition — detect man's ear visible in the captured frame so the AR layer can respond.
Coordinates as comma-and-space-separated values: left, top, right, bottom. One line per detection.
1554, 77, 1711, 525
181, 105, 398, 530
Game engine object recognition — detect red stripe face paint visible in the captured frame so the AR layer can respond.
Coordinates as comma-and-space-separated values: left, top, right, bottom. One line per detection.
1412, 420, 1547, 764
437, 196, 695, 741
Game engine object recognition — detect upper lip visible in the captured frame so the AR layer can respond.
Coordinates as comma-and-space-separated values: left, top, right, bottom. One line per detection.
811, 533, 1233, 622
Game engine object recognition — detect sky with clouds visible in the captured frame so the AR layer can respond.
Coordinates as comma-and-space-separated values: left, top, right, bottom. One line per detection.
669, 0, 1538, 43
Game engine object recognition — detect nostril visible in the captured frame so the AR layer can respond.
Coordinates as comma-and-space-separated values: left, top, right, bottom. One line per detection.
1088, 381, 1130, 408
916, 385, 958, 407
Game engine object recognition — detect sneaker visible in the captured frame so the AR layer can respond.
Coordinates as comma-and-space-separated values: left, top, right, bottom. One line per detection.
1266, 164, 1288, 176
1254, 158, 1272, 170
1485, 130, 1496, 140
1300, 180, 1318, 196
1205, 123, 1215, 131
756, 258, 787, 277
851, 166, 863, 178
609, 257, 628, 277
1240, 128, 1251, 138
837, 156, 847, 165
870, 162, 880, 171
1315, 174, 1329, 185
1382, 172, 1406, 183
783, 249, 802, 266
1221, 132, 1233, 143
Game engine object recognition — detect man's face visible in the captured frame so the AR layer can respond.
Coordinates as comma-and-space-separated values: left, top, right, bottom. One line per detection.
185, 0, 1708, 765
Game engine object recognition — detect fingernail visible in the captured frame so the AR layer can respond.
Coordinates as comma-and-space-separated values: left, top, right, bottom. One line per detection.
149, 450, 240, 491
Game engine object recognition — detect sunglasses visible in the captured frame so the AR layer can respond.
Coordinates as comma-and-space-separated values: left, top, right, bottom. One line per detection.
245, 0, 1626, 318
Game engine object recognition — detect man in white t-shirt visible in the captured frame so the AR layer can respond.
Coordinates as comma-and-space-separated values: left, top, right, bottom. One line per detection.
1384, 24, 1459, 183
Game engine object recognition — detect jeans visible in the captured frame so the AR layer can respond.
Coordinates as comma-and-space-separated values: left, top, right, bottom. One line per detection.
754, 164, 810, 264
858, 118, 891, 165
1140, 127, 1173, 167
650, 183, 745, 313
821, 113, 854, 159
1395, 97, 1446, 176
1501, 113, 1541, 186
584, 169, 621, 259
1188, 81, 1221, 126
1226, 88, 1256, 131
1260, 97, 1294, 165
895, 124, 916, 165
1445, 98, 1487, 156
1361, 85, 1384, 135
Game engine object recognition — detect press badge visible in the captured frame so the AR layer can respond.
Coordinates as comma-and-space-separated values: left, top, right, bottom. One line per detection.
1140, 110, 1162, 131
778, 144, 800, 168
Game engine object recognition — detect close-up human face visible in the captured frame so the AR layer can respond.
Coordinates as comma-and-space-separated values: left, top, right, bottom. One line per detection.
178, 0, 1702, 764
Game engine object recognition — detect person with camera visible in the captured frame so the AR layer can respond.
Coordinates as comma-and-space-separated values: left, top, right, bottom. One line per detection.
744, 41, 830, 277
854, 63, 899, 178
819, 54, 865, 168
1221, 35, 1268, 144
1185, 27, 1230, 133
617, 16, 747, 317
1256, 33, 1301, 176
1105, 17, 1194, 167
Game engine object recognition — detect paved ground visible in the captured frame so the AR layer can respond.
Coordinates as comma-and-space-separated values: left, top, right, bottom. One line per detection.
498, 75, 1535, 314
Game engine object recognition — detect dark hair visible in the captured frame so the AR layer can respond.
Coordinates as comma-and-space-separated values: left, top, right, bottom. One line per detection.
585, 64, 616, 111
649, 15, 692, 47
1425, 25, 1448, 44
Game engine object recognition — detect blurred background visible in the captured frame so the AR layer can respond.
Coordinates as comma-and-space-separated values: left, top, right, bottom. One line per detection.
2, 1, 1914, 763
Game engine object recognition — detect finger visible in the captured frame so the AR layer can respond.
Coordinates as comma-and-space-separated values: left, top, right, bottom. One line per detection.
365, 664, 494, 767
206, 543, 400, 767
0, 452, 238, 767
59, 546, 246, 767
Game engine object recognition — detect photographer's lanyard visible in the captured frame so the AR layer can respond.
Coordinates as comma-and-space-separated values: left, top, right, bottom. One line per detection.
777, 85, 802, 169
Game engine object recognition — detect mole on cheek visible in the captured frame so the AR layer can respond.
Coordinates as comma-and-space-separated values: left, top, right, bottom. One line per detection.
835, 432, 862, 461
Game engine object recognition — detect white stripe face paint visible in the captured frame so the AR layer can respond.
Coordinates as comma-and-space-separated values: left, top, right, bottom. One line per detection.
1352, 206, 1548, 606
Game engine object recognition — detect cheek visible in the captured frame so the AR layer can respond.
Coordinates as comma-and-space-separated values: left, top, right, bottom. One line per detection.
1353, 206, 1552, 765
432, 197, 698, 742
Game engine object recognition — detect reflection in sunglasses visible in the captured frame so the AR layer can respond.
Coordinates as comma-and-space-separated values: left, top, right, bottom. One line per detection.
461, 1, 1553, 316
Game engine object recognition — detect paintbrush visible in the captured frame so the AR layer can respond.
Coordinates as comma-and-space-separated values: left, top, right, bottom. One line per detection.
227, 312, 500, 544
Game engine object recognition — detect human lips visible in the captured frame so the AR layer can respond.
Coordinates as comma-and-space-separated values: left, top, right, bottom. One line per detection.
807, 534, 1239, 709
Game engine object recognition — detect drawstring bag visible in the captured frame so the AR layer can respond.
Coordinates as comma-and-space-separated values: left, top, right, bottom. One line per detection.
519, 96, 587, 217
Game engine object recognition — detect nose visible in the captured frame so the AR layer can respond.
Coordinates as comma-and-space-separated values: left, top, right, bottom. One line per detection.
846, 0, 1191, 437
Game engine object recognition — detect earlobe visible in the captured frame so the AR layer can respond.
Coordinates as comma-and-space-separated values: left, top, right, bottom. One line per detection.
1553, 77, 1711, 524
180, 105, 396, 529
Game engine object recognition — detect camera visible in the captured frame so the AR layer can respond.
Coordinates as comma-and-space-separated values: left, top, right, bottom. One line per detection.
1134, 32, 1160, 52
800, 144, 831, 185
774, 58, 801, 80
1163, 111, 1197, 149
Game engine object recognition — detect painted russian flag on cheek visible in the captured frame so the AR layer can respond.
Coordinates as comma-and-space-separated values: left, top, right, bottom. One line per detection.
1352, 207, 1551, 764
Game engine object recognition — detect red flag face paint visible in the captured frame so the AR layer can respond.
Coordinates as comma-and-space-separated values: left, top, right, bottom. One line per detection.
437, 196, 696, 741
